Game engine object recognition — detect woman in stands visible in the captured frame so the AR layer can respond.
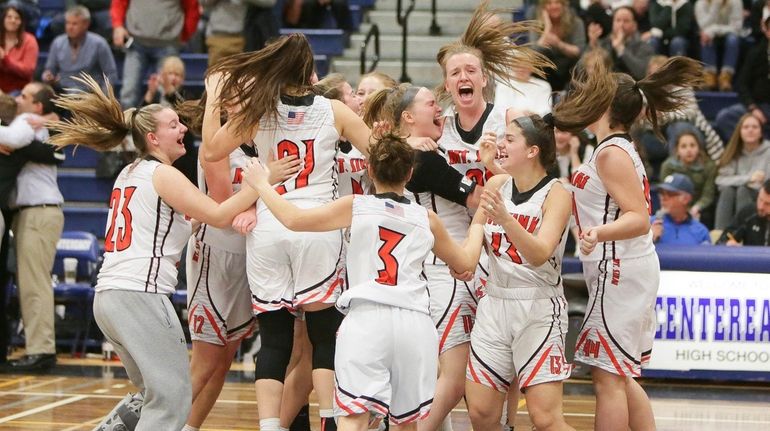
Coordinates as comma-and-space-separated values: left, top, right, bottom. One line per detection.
243, 132, 484, 431
200, 33, 373, 431
552, 53, 702, 430
48, 74, 262, 430
0, 4, 38, 94
418, 4, 550, 429
464, 113, 573, 431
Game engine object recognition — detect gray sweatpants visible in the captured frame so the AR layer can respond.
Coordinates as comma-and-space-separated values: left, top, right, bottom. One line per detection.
94, 289, 191, 431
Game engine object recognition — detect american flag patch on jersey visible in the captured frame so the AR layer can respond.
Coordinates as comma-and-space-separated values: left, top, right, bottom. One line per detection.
385, 201, 404, 217
287, 111, 305, 124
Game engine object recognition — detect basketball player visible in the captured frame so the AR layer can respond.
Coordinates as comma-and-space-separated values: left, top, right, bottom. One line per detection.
181, 76, 301, 431
422, 4, 551, 429
551, 54, 702, 430
48, 74, 262, 430
464, 113, 574, 431
242, 132, 485, 431
200, 34, 373, 431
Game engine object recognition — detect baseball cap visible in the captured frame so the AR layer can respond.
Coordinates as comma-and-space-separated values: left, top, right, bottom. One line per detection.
656, 173, 694, 195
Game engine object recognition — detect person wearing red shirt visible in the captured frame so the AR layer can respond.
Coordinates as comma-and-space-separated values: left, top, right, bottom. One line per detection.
110, 0, 200, 108
0, 5, 38, 94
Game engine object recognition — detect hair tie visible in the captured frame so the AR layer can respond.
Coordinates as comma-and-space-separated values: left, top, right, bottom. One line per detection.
542, 113, 555, 128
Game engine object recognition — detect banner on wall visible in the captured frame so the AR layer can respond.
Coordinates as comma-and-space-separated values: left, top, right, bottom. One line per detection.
648, 271, 770, 373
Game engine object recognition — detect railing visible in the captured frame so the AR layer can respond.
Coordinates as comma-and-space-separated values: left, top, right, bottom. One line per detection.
396, 0, 416, 82
429, 0, 441, 35
359, 24, 381, 75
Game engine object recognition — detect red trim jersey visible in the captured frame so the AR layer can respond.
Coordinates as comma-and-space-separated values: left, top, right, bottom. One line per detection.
570, 134, 654, 262
484, 177, 566, 296
194, 145, 252, 254
338, 194, 435, 314
336, 143, 369, 197
415, 103, 506, 264
253, 95, 341, 216
97, 159, 192, 294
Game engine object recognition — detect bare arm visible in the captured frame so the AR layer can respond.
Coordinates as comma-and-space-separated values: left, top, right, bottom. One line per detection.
430, 211, 484, 274
200, 72, 234, 203
332, 99, 371, 158
153, 164, 259, 228
593, 146, 651, 242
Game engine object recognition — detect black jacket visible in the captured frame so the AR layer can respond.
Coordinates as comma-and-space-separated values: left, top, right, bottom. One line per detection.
0, 140, 65, 209
718, 204, 770, 246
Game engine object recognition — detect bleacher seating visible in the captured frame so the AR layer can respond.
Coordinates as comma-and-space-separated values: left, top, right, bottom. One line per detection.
61, 146, 101, 169
58, 171, 113, 203
52, 231, 100, 355
280, 29, 346, 57
63, 207, 109, 238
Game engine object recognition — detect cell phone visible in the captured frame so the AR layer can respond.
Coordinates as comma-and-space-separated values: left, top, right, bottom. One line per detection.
124, 36, 134, 50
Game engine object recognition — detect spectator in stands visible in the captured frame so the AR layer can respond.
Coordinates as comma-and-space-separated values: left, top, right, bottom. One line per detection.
42, 6, 117, 93
0, 0, 38, 33
695, 0, 742, 92
647, 0, 693, 56
715, 16, 770, 143
586, 5, 655, 80
714, 113, 770, 229
493, 65, 552, 116
48, 0, 114, 43
143, 55, 185, 107
652, 173, 712, 244
0, 4, 38, 94
243, 0, 279, 52
284, 0, 353, 32
717, 179, 770, 246
646, 55, 725, 162
111, 0, 200, 108
354, 70, 397, 114
3, 82, 64, 372
553, 127, 594, 181
748, 0, 770, 42
531, 0, 586, 91
633, 0, 652, 34
201, 0, 245, 66
141, 56, 198, 184
661, 131, 717, 223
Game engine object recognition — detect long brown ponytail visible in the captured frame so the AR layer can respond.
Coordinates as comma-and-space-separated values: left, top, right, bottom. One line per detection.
552, 53, 702, 138
207, 33, 316, 135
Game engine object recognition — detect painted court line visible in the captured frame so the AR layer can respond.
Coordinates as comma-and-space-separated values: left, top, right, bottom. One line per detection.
0, 395, 88, 424
16, 377, 68, 391
0, 377, 34, 389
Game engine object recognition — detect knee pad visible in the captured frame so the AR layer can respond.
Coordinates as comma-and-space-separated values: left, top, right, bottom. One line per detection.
255, 309, 295, 382
305, 307, 343, 371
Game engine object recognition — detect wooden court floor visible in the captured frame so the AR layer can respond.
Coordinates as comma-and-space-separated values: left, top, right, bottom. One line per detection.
0, 356, 769, 430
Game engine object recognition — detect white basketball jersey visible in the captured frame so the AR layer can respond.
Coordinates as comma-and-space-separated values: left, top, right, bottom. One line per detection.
194, 144, 253, 254
570, 134, 654, 262
338, 194, 435, 314
415, 103, 506, 263
336, 142, 369, 197
484, 177, 566, 295
96, 159, 192, 295
253, 95, 340, 215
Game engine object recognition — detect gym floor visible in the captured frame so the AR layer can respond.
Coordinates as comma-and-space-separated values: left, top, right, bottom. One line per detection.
0, 356, 768, 430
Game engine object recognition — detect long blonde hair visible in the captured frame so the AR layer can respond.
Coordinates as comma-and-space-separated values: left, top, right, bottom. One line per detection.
49, 74, 165, 155
535, 0, 576, 39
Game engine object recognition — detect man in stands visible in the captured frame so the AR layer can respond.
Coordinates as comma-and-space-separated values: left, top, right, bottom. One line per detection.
718, 179, 770, 246
652, 173, 712, 245
586, 6, 654, 80
111, 0, 200, 107
43, 5, 118, 92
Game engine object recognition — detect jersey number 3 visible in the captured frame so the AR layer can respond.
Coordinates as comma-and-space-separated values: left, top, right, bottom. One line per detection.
105, 187, 137, 252
375, 226, 406, 286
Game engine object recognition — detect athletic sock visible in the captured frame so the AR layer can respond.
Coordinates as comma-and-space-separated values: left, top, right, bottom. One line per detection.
260, 418, 282, 431
290, 404, 311, 431
181, 426, 199, 431
320, 409, 337, 431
